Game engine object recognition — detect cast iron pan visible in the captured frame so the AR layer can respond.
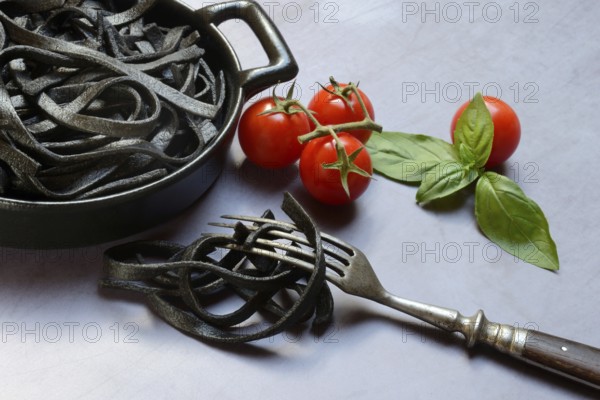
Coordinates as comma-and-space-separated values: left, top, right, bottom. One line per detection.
0, 0, 298, 248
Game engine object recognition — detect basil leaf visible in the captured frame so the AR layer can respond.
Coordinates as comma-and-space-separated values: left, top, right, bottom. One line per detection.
367, 131, 458, 182
458, 143, 476, 166
475, 172, 559, 271
453, 93, 493, 168
416, 161, 478, 204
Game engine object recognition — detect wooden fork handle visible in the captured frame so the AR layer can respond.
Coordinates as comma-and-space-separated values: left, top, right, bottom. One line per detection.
369, 292, 600, 388
463, 311, 600, 389
517, 330, 600, 389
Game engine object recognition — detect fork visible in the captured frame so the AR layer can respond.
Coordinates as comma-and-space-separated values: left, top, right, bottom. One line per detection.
212, 215, 600, 390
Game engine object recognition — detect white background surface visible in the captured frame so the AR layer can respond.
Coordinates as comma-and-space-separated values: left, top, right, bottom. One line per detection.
1, 0, 600, 398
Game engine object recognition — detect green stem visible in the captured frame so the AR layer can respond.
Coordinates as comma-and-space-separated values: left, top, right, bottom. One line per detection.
285, 99, 322, 129
345, 83, 370, 118
298, 118, 382, 143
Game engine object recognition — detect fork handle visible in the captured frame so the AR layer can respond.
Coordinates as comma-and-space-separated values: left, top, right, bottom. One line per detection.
375, 293, 600, 389
459, 312, 600, 389
508, 329, 600, 389
463, 312, 600, 389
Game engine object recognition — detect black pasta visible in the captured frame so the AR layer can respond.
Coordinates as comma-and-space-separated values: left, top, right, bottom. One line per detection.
0, 0, 225, 200
101, 193, 335, 344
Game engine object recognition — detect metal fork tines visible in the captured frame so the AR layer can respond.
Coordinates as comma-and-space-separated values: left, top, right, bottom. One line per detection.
211, 215, 600, 390
211, 215, 469, 333
209, 218, 351, 278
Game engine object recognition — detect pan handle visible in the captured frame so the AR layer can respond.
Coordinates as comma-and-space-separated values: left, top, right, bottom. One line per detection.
196, 0, 299, 98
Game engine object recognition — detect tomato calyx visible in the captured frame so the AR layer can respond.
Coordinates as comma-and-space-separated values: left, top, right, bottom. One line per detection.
317, 76, 356, 109
258, 83, 308, 117
322, 131, 372, 197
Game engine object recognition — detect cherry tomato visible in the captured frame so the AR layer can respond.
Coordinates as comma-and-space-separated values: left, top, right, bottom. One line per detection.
299, 132, 372, 205
238, 97, 310, 169
308, 84, 375, 144
451, 96, 521, 169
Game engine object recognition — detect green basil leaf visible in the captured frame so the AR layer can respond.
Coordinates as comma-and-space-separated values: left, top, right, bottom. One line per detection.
367, 131, 458, 182
453, 93, 493, 168
416, 161, 478, 204
475, 172, 559, 271
458, 143, 476, 166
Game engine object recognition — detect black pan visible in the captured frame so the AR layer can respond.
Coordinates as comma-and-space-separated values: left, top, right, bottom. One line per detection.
0, 0, 298, 248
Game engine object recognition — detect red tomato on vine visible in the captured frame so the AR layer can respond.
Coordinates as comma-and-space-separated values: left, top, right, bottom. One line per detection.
299, 132, 372, 205
238, 97, 310, 169
308, 83, 375, 144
